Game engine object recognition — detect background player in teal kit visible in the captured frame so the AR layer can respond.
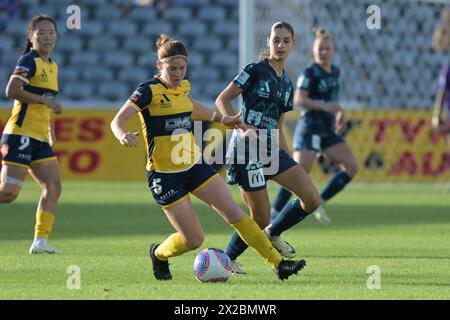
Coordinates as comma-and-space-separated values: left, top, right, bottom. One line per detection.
216, 22, 321, 273
271, 27, 358, 226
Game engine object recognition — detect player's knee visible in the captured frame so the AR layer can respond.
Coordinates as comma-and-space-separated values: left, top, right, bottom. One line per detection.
0, 191, 19, 203
185, 234, 204, 250
43, 181, 62, 199
345, 162, 358, 178
303, 192, 321, 213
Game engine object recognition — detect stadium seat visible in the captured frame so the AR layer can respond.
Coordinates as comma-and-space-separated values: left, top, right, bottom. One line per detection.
142, 20, 172, 37
189, 68, 220, 83
57, 36, 84, 53
197, 6, 226, 22
215, 0, 239, 9
70, 52, 99, 66
193, 37, 222, 54
81, 67, 114, 83
62, 82, 94, 100
103, 51, 134, 69
137, 54, 158, 69
107, 21, 138, 38
94, 6, 123, 21
59, 67, 80, 83
162, 7, 192, 22
182, 0, 211, 8
87, 37, 118, 53
0, 36, 15, 54
187, 53, 205, 69
27, 6, 59, 19
212, 21, 238, 37
78, 21, 104, 38
177, 21, 207, 38
118, 67, 153, 85
4, 19, 28, 37
1, 54, 19, 72
98, 82, 129, 101
128, 7, 157, 22
209, 52, 237, 69
123, 37, 151, 54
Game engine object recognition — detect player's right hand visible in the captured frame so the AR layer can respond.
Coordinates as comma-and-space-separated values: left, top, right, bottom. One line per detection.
46, 99, 63, 114
119, 132, 140, 147
431, 116, 441, 131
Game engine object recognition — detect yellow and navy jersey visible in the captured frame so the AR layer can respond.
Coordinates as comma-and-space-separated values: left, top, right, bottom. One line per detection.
128, 76, 201, 173
3, 50, 58, 141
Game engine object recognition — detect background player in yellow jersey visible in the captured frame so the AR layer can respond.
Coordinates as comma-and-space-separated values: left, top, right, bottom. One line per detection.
111, 34, 306, 281
0, 15, 63, 254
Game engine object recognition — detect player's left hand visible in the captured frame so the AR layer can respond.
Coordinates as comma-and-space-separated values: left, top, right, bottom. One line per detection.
222, 112, 245, 130
48, 123, 56, 147
335, 109, 346, 134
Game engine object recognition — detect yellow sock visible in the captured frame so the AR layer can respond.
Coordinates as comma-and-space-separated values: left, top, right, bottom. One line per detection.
34, 211, 55, 239
155, 233, 191, 261
231, 215, 281, 269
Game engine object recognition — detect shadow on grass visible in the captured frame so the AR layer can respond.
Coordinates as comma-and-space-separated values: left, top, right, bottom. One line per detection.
1, 203, 449, 240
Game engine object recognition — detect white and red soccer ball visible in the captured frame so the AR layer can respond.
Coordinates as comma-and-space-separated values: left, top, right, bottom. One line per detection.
193, 248, 232, 282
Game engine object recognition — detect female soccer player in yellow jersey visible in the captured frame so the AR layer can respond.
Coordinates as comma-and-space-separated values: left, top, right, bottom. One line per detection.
111, 34, 306, 281
0, 15, 63, 254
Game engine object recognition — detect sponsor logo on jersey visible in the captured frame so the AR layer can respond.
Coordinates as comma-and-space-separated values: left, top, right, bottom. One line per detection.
247, 110, 263, 126
13, 65, 29, 78
40, 69, 48, 82
130, 90, 142, 102
257, 80, 270, 98
165, 116, 192, 131
160, 94, 172, 108
248, 168, 265, 188
18, 153, 31, 161
234, 70, 250, 86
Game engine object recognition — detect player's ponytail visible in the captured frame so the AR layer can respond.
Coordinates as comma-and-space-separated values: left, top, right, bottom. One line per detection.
24, 39, 33, 53
259, 21, 295, 60
23, 15, 57, 53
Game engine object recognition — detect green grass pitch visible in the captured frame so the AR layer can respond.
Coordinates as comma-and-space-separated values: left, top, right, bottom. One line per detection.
0, 181, 449, 299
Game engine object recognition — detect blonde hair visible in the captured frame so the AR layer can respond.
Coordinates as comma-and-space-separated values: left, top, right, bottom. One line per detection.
313, 27, 332, 41
432, 9, 450, 52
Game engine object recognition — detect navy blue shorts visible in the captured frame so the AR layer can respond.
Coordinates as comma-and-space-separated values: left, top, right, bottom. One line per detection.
1, 134, 56, 168
226, 149, 297, 192
293, 121, 344, 152
147, 162, 219, 209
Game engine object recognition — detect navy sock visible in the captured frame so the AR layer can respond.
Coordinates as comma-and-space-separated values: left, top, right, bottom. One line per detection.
269, 199, 308, 236
225, 231, 248, 261
320, 171, 352, 202
272, 187, 293, 212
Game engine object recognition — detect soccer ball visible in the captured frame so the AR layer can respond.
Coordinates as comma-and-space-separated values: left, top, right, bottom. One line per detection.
193, 248, 232, 283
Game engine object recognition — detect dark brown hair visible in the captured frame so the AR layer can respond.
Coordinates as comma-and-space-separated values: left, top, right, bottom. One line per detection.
23, 15, 57, 53
156, 34, 188, 60
259, 21, 295, 60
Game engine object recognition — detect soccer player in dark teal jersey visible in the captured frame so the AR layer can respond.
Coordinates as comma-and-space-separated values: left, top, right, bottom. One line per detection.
271, 27, 358, 227
216, 22, 321, 273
